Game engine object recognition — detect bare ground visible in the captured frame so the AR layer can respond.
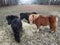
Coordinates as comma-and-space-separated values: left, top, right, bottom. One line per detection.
0, 5, 60, 45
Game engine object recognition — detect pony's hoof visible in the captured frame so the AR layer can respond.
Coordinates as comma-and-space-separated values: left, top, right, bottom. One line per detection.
36, 29, 40, 32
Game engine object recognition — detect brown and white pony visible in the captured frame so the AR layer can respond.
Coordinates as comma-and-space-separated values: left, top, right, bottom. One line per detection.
29, 14, 58, 33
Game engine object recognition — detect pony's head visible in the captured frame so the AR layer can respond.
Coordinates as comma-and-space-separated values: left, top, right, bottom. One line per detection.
6, 15, 18, 25
29, 14, 40, 24
20, 12, 37, 20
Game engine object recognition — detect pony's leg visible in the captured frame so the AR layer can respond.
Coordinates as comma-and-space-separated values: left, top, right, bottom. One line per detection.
50, 22, 56, 33
49, 22, 55, 33
49, 17, 58, 33
36, 25, 40, 32
50, 26, 56, 33
51, 17, 58, 33
37, 29, 40, 32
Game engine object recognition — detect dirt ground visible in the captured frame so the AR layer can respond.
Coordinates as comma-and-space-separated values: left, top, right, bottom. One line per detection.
0, 5, 60, 45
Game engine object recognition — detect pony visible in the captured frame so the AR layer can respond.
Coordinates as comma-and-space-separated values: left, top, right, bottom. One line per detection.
20, 12, 37, 23
6, 15, 23, 43
29, 14, 58, 33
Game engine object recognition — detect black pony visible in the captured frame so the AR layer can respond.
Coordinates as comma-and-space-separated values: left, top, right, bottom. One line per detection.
20, 12, 37, 23
6, 15, 22, 43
